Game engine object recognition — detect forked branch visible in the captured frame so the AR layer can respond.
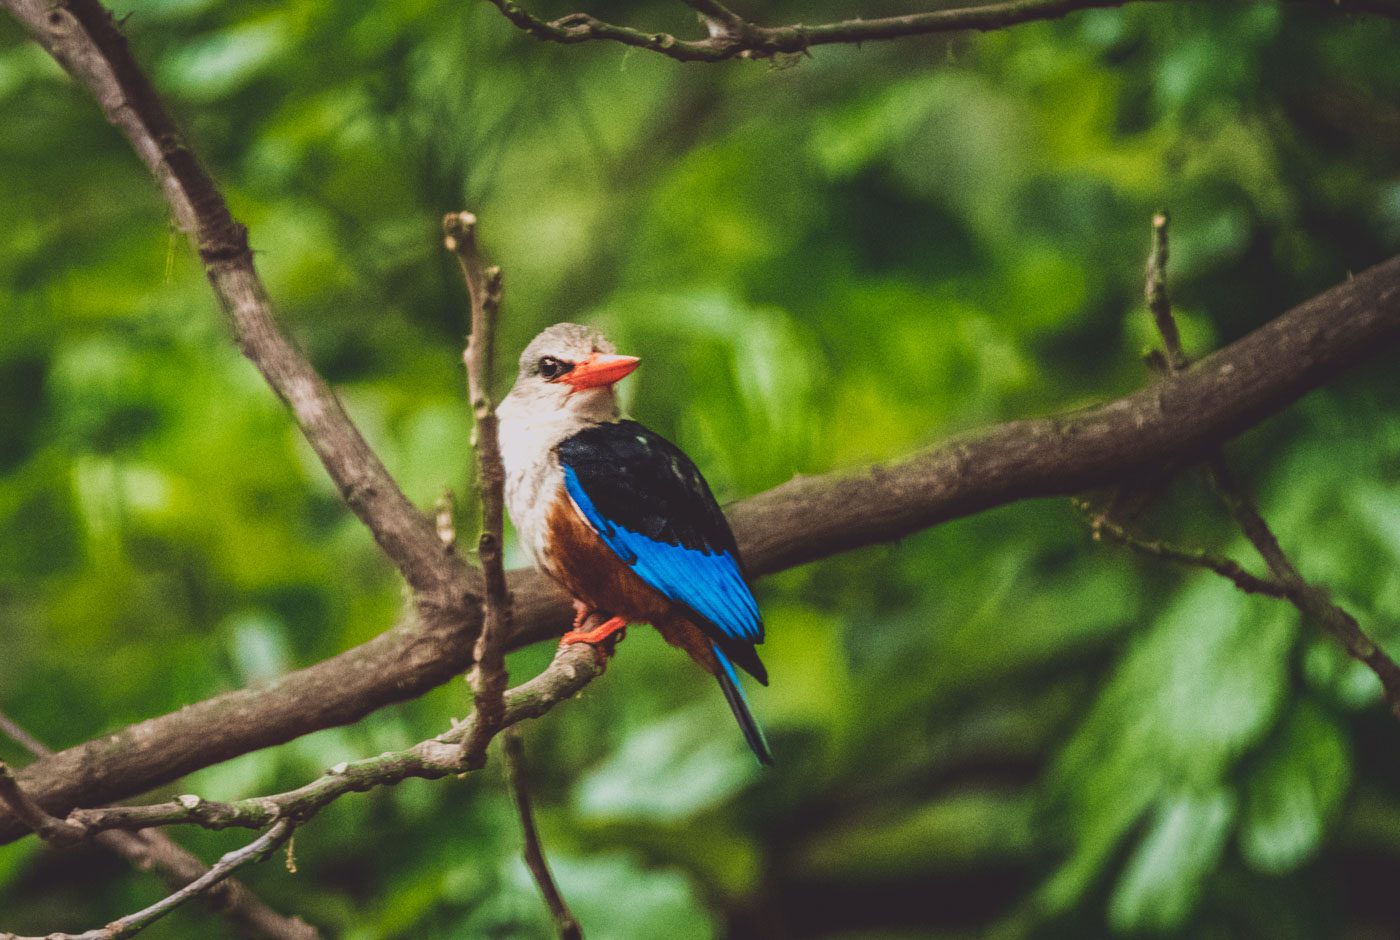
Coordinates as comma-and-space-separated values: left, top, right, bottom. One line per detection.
0, 712, 318, 940
1082, 214, 1400, 716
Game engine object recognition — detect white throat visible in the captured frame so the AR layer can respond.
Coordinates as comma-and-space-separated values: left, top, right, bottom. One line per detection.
497, 386, 620, 567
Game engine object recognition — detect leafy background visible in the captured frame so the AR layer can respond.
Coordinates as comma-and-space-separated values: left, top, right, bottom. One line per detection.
2, 0, 1400, 936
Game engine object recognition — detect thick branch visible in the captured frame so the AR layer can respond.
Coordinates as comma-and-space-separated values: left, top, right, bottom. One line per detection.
3, 252, 1399, 845
484, 0, 1400, 63
444, 212, 513, 766
0, 0, 462, 597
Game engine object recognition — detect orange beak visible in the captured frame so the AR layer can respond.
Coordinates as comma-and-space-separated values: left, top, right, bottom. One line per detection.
562, 352, 640, 390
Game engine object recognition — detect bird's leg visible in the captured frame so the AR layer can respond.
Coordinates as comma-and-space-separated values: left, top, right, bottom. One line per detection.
571, 599, 590, 631
561, 615, 629, 647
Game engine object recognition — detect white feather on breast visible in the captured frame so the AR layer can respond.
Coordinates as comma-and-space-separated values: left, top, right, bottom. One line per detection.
497, 381, 621, 574
498, 399, 586, 571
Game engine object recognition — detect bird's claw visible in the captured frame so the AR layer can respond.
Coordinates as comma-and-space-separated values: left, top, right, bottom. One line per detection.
561, 614, 628, 660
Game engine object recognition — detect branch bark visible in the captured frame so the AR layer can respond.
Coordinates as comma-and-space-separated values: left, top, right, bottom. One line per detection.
3, 250, 1398, 846
484, 0, 1400, 62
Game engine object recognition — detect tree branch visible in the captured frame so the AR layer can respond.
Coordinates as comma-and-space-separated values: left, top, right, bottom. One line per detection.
3, 642, 600, 938
3, 251, 1399, 845
0, 0, 463, 598
0, 820, 299, 940
483, 0, 1400, 63
0, 712, 318, 940
503, 729, 582, 940
444, 212, 513, 768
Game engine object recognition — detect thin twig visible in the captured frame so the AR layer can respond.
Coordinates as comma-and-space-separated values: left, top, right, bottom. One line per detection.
484, 0, 1400, 63
0, 713, 47, 758
1207, 458, 1400, 713
1072, 499, 1286, 598
64, 642, 603, 838
0, 710, 318, 940
444, 211, 513, 768
503, 729, 583, 940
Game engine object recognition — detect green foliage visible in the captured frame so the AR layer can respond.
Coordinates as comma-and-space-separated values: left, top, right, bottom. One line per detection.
1, 1, 1398, 936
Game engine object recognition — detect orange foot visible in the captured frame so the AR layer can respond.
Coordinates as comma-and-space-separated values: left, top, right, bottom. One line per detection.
561, 615, 629, 646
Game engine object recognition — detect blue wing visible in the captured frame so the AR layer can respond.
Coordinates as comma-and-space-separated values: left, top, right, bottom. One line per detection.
557, 421, 764, 669
562, 464, 763, 645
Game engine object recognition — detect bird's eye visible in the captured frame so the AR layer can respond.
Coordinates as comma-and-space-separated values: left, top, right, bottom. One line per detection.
538, 356, 572, 380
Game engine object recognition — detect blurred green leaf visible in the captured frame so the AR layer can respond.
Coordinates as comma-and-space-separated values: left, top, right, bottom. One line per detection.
574, 705, 757, 824
1240, 701, 1351, 875
1108, 788, 1236, 933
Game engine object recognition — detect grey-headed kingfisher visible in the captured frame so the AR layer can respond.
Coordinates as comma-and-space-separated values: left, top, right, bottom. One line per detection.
497, 323, 772, 765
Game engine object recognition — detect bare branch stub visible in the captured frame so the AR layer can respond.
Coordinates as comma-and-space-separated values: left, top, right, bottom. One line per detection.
504, 728, 583, 940
1145, 210, 1187, 371
444, 211, 514, 767
484, 0, 1400, 63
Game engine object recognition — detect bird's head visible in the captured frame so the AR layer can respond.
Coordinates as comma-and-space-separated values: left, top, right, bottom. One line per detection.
500, 323, 640, 426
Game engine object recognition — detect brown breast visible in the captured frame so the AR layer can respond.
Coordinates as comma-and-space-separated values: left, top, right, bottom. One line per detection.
544, 487, 677, 625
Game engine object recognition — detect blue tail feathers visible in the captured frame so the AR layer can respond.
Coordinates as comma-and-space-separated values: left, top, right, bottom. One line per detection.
713, 644, 774, 766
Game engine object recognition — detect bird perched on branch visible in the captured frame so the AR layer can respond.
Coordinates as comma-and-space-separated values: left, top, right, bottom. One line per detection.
498, 323, 772, 765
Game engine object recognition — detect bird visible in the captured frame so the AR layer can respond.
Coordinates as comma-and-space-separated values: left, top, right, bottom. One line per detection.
497, 323, 773, 765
